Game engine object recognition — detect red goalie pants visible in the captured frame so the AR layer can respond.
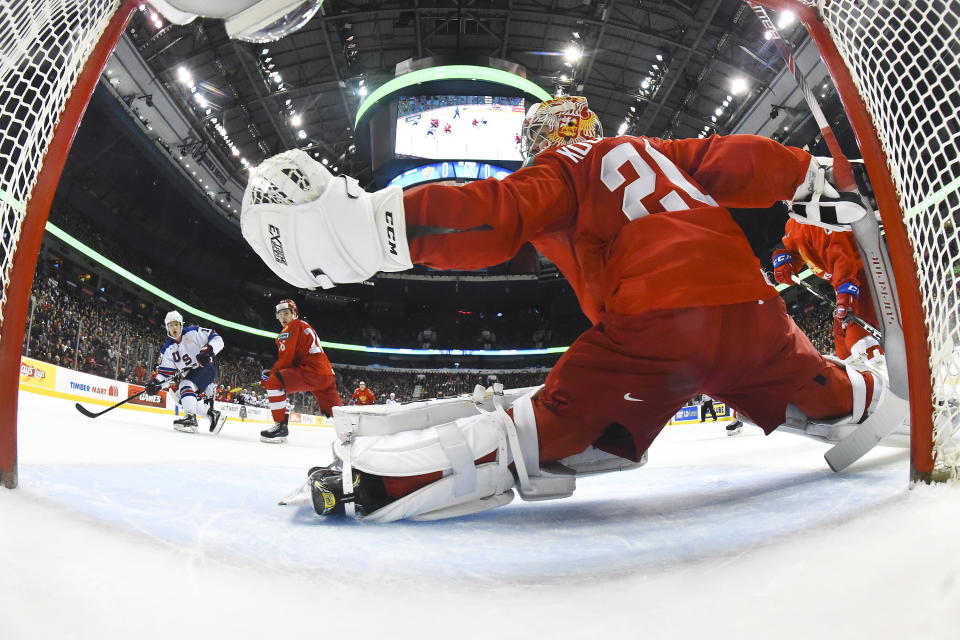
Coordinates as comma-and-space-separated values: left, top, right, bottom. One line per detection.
381, 297, 856, 501
533, 297, 854, 463
262, 366, 342, 421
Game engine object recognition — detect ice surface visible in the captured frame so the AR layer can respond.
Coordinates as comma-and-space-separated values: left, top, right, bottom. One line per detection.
2, 391, 959, 639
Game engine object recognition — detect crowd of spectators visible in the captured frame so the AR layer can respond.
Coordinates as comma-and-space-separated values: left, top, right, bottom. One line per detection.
21, 264, 553, 414
47, 206, 588, 350
789, 302, 835, 355
334, 366, 549, 404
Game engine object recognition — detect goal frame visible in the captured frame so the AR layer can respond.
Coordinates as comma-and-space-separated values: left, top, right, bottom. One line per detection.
0, 0, 146, 489
749, 0, 936, 480
0, 0, 945, 486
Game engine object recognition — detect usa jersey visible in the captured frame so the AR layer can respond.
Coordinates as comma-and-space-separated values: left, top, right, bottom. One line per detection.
156, 326, 224, 381
269, 317, 334, 376
404, 134, 812, 324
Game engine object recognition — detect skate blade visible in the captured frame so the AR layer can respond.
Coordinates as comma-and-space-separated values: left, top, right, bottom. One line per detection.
260, 436, 288, 444
173, 425, 198, 433
278, 481, 311, 506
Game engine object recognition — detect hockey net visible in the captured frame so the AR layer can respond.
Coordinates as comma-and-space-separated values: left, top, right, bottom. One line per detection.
0, 0, 138, 487
756, 0, 960, 480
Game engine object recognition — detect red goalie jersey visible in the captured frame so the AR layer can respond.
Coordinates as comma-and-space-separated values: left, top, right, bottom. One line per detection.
404, 134, 812, 322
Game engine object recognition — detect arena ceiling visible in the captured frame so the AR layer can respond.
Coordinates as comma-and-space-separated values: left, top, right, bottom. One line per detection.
126, 0, 805, 187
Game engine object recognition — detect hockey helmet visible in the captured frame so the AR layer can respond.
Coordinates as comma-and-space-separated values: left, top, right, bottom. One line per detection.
164, 310, 184, 338
276, 299, 298, 320
521, 96, 603, 160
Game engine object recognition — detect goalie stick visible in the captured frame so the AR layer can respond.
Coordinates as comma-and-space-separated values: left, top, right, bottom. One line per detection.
748, 2, 909, 471
790, 274, 882, 341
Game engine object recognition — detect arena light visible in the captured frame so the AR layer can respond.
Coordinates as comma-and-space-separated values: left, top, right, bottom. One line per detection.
42, 222, 570, 355
729, 77, 750, 95
354, 65, 551, 125
777, 10, 796, 29
177, 66, 192, 86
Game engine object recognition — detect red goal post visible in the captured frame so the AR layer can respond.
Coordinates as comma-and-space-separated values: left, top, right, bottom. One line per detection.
0, 0, 145, 488
750, 0, 959, 481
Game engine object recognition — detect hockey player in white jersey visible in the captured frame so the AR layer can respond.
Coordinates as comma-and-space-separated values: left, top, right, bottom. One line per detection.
145, 311, 225, 433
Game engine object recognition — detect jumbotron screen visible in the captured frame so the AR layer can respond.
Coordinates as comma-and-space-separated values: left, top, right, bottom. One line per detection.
395, 95, 525, 162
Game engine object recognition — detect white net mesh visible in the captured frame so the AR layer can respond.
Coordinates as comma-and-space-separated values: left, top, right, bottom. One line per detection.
0, 0, 121, 337
816, 0, 960, 476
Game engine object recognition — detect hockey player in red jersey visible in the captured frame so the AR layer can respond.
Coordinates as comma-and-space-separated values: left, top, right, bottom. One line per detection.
351, 381, 376, 405
259, 299, 342, 443
771, 218, 882, 361
242, 96, 893, 520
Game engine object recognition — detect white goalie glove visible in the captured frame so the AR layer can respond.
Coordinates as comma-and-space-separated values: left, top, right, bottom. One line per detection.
789, 156, 869, 232
240, 149, 413, 289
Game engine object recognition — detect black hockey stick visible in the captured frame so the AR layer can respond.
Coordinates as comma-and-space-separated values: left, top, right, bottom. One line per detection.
75, 390, 146, 419
790, 275, 882, 341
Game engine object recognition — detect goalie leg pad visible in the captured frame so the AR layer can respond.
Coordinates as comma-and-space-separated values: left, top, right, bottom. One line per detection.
362, 464, 516, 523
509, 390, 577, 501
334, 389, 576, 522
778, 362, 883, 444
331, 385, 542, 439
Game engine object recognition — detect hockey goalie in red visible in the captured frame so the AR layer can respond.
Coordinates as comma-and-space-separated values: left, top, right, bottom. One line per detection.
772, 218, 882, 361
242, 96, 890, 521
258, 299, 341, 444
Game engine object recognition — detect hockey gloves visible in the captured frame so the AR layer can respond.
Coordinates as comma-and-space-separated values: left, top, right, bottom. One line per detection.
771, 250, 797, 285
145, 379, 162, 395
789, 157, 868, 232
240, 149, 412, 290
197, 345, 214, 366
834, 282, 860, 320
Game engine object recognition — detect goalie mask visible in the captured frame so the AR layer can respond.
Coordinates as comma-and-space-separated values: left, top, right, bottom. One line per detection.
521, 96, 603, 161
